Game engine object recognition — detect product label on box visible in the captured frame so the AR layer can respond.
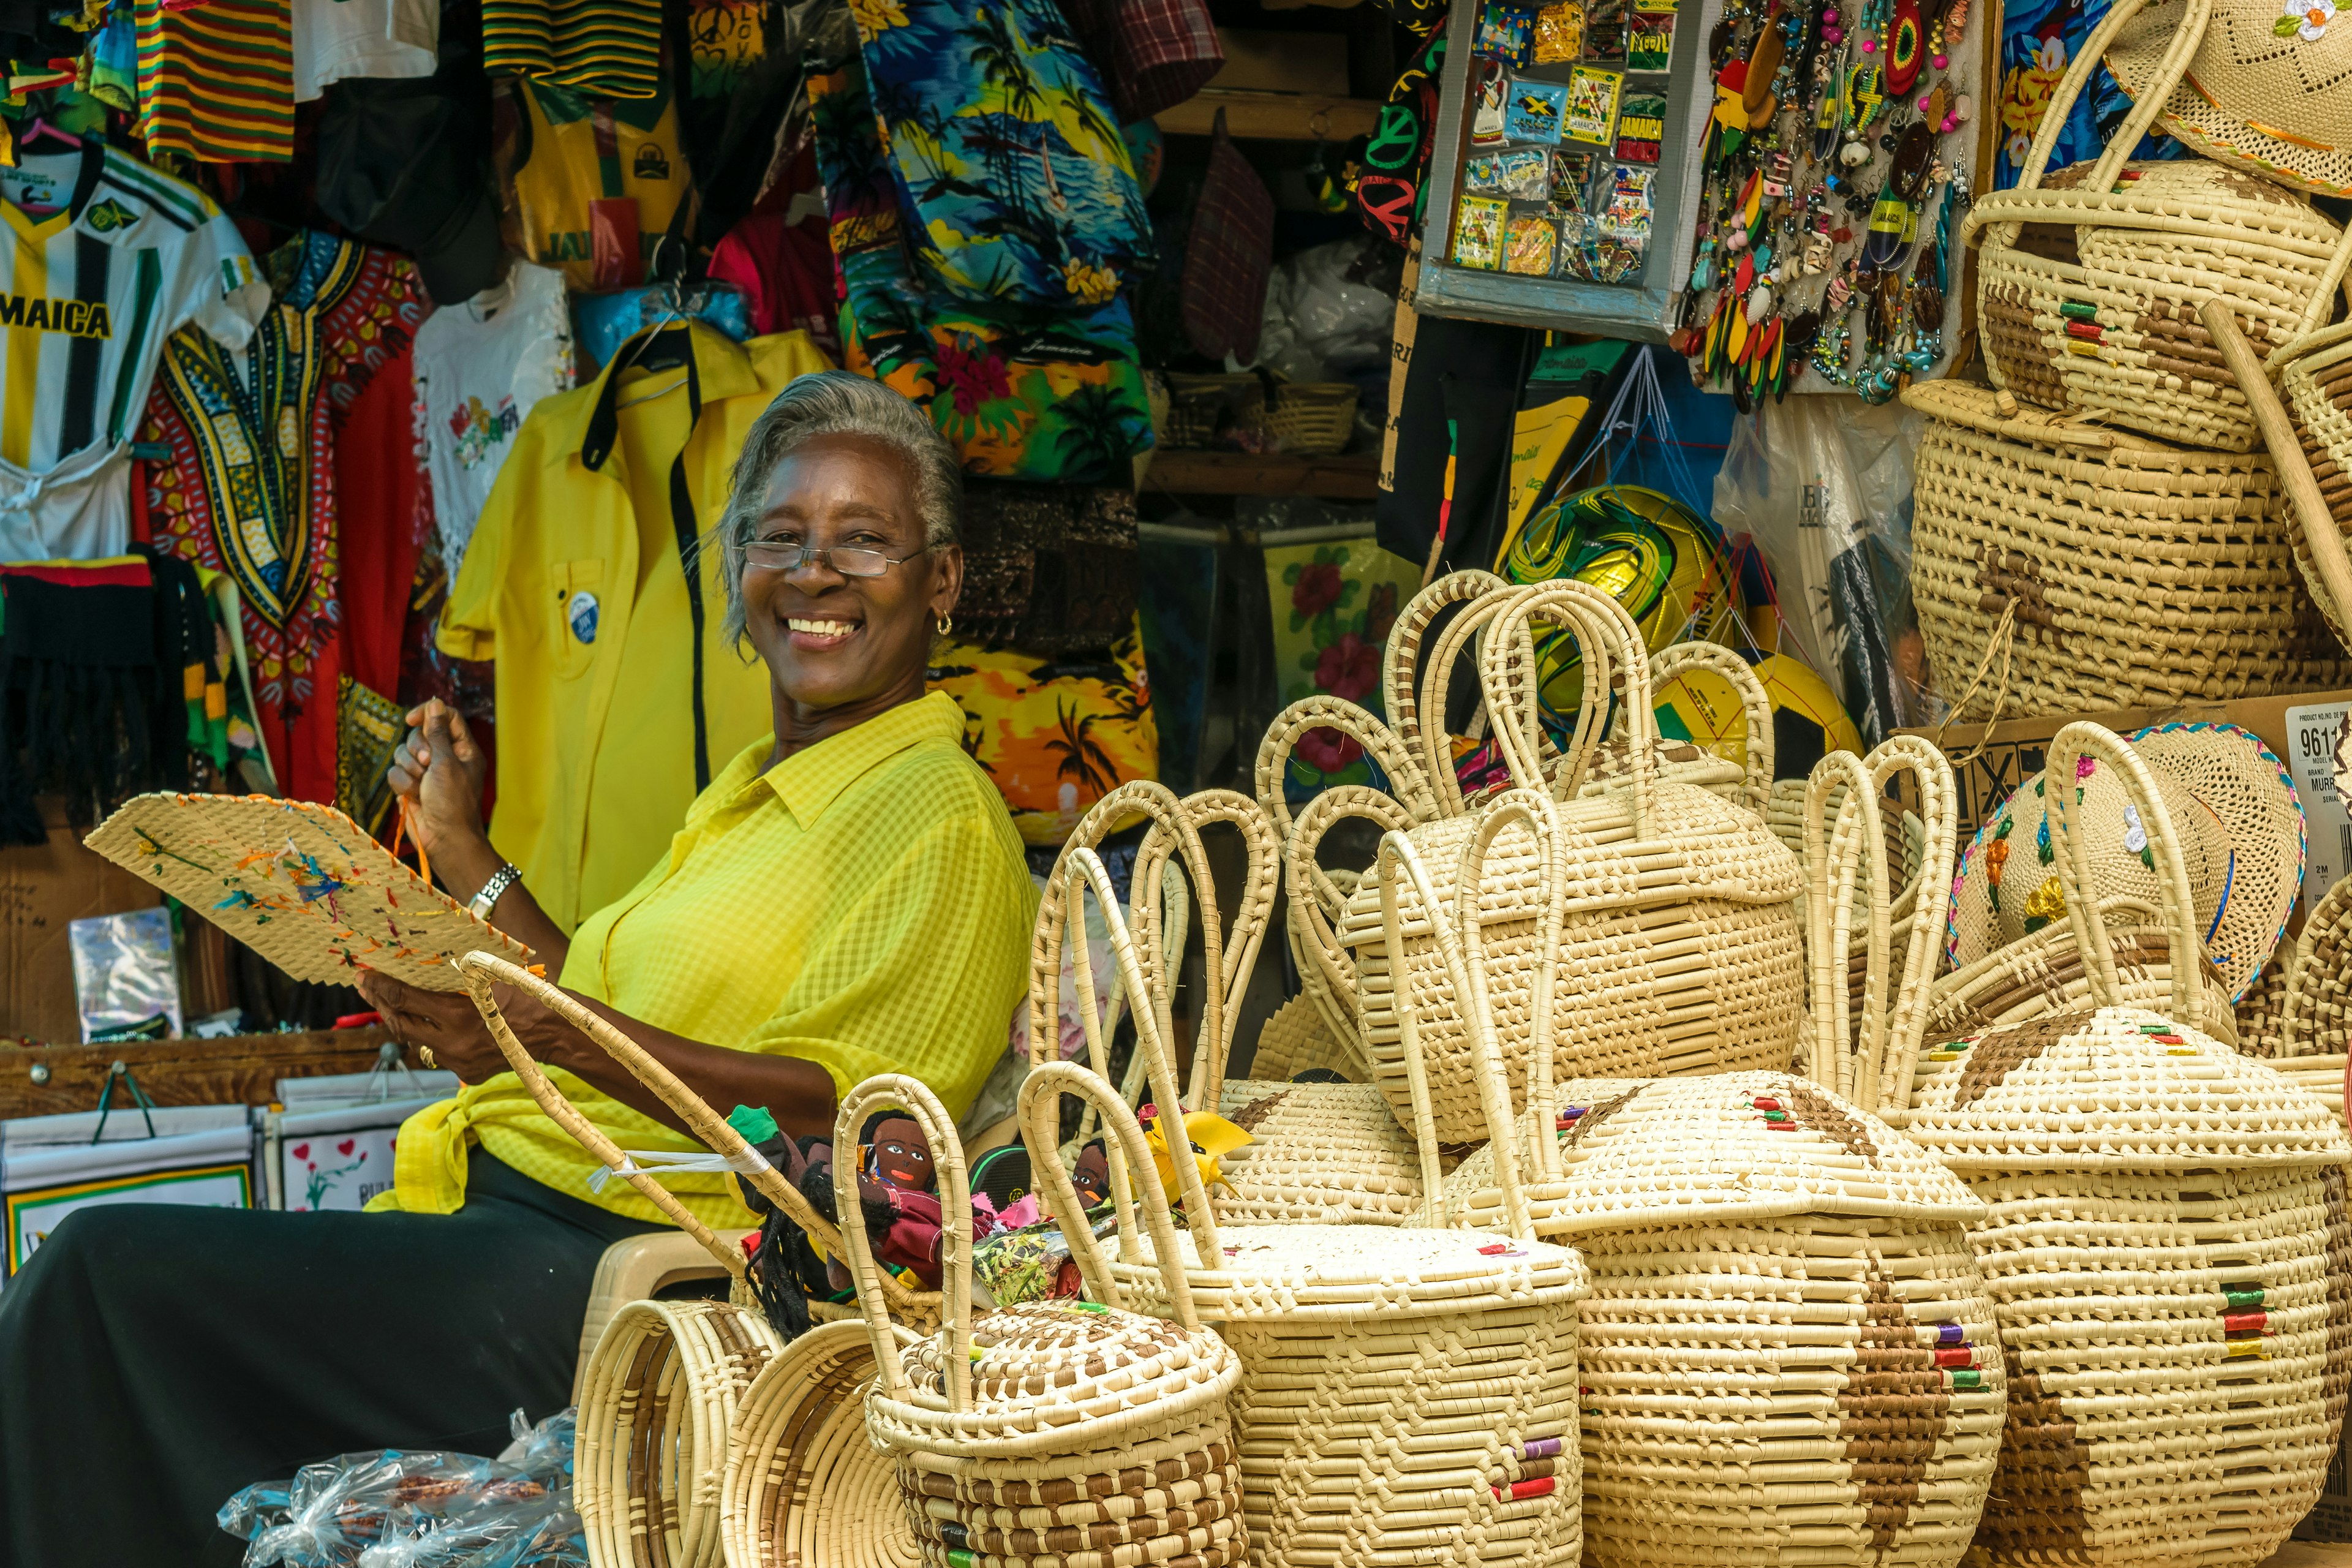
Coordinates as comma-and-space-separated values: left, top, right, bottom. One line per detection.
2287, 702, 2349, 918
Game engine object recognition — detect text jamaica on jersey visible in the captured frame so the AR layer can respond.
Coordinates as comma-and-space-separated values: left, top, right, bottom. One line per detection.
0, 295, 111, 337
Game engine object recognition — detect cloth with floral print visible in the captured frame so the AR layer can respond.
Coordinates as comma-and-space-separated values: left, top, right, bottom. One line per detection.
1263, 536, 1422, 805
812, 56, 1153, 483
1994, 0, 2188, 187
850, 0, 1155, 308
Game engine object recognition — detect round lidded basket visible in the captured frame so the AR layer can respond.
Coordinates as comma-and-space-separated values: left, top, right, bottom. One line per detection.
841, 1072, 1248, 1568
1966, 0, 2352, 451
1894, 723, 2352, 1568
578, 1299, 780, 1568
1902, 379, 2351, 718
720, 1319, 916, 1568
1335, 581, 1803, 1145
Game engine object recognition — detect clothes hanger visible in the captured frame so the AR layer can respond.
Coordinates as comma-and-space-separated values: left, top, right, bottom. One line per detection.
9, 117, 82, 215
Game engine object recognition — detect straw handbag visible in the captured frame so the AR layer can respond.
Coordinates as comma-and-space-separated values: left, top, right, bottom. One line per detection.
842, 1071, 1248, 1568
719, 1319, 914, 1568
1030, 782, 1426, 1226
1336, 581, 1804, 1144
1894, 722, 2352, 1568
1392, 774, 2002, 1567
1967, 0, 2352, 452
1020, 1026, 1591, 1568
1904, 379, 2351, 718
454, 952, 943, 1336
576, 1300, 781, 1568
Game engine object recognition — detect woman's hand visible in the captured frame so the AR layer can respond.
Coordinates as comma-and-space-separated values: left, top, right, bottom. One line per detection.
388, 700, 499, 895
353, 971, 519, 1084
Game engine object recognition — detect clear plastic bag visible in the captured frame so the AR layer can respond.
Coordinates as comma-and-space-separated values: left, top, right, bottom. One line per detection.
69, 906, 182, 1041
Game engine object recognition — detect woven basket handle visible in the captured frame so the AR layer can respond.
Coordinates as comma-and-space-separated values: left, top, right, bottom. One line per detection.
1409, 589, 1564, 813
1148, 789, 1281, 1094
2290, 225, 2352, 340
1030, 780, 1222, 1079
1016, 1061, 1207, 1331
2202, 299, 2352, 652
1255, 695, 1438, 846
1284, 784, 1417, 1048
1052, 848, 1226, 1264
1374, 791, 1564, 1238
1648, 643, 1775, 813
1384, 570, 1509, 809
2045, 722, 2205, 1022
831, 1074, 971, 1411
1484, 583, 1656, 829
1864, 737, 1959, 1113
1803, 752, 1892, 1106
455, 952, 750, 1284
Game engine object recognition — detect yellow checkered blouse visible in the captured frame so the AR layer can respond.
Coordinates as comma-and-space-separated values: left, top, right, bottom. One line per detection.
379, 692, 1038, 1225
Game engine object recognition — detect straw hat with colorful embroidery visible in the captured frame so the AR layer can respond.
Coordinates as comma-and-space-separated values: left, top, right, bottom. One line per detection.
2105, 0, 2352, 199
1945, 721, 2303, 1005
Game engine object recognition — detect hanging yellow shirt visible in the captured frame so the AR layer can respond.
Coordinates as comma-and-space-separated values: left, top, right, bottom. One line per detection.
378, 692, 1039, 1223
440, 324, 832, 933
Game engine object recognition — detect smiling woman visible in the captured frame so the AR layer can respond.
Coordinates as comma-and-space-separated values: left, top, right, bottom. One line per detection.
0, 373, 1041, 1568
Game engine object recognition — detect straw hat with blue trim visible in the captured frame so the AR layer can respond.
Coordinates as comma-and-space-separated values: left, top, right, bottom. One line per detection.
1944, 721, 2304, 1005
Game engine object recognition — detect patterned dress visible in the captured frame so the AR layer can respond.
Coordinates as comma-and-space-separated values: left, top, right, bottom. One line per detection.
141, 232, 428, 805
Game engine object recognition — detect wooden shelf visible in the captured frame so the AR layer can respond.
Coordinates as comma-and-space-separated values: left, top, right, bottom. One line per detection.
0, 1026, 410, 1119
1145, 450, 1379, 499
1153, 89, 1381, 141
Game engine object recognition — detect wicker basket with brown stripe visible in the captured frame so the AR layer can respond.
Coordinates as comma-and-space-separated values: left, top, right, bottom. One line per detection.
845, 1072, 1248, 1568
1968, 0, 2352, 452
1903, 378, 2351, 717
2266, 871, 2352, 1130
1408, 764, 2002, 1567
1894, 723, 2352, 1568
718, 1319, 916, 1568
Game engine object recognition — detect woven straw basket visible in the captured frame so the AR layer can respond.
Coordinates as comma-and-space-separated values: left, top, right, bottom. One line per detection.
719, 1319, 916, 1568
1903, 379, 2350, 717
2268, 872, 2352, 1129
1894, 723, 2352, 1568
1967, 0, 2352, 451
1031, 782, 1426, 1226
455, 952, 943, 1336
845, 1072, 1249, 1568
1335, 581, 1803, 1145
1412, 771, 2003, 1567
1029, 861, 1593, 1567
576, 1299, 780, 1568
2218, 311, 2352, 658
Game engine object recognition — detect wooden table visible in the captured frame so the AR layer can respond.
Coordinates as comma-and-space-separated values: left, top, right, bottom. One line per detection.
0, 1026, 413, 1118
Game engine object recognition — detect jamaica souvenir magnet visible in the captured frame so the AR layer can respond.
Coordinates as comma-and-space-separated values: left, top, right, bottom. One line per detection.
1471, 56, 1510, 145
1476, 2, 1536, 64
1506, 77, 1572, 142
1453, 194, 1507, 268
1615, 91, 1666, 161
1627, 9, 1674, 67
1532, 0, 1585, 62
1506, 212, 1559, 274
1565, 65, 1624, 144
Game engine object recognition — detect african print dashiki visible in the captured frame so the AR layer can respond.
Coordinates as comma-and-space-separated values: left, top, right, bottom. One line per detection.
142, 232, 429, 807
0, 143, 264, 561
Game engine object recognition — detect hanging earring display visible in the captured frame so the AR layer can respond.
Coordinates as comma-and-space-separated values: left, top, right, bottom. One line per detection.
1885, 0, 1923, 92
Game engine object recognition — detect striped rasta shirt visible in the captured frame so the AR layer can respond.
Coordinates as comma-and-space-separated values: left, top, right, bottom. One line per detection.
484, 0, 664, 97
135, 0, 296, 162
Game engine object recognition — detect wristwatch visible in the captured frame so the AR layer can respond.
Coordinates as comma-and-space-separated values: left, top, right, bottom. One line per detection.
469, 863, 524, 921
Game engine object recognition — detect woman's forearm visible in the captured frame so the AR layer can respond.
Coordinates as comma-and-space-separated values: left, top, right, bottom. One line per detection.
434, 834, 573, 978
537, 991, 840, 1142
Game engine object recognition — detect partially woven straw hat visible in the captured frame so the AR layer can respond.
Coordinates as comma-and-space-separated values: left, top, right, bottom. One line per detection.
1894, 723, 2352, 1568
2108, 0, 2352, 198
718, 1319, 915, 1568
1945, 720, 2304, 1006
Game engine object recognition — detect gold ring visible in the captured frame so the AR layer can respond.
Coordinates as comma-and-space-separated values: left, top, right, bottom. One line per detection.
420, 1046, 438, 1069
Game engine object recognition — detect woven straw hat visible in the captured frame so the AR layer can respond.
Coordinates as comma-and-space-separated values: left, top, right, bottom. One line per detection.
2107, 0, 2352, 198
1945, 721, 2303, 1005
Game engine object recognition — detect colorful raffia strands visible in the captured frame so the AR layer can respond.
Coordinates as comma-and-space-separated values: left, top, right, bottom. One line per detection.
83, 792, 533, 991
133, 0, 294, 162
481, 0, 665, 97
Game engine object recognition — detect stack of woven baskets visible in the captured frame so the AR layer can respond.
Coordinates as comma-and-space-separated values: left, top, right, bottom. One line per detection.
1912, 0, 2352, 720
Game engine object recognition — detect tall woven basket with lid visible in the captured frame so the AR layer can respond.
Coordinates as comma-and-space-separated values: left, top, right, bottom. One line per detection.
1903, 378, 2350, 717
1967, 0, 2352, 451
1396, 767, 2003, 1567
1028, 842, 1593, 1568
1893, 723, 2352, 1568
843, 1072, 1250, 1568
1335, 579, 1803, 1145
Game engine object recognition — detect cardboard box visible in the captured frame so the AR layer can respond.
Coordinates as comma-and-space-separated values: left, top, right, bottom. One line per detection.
0, 798, 163, 1044
1208, 29, 1352, 96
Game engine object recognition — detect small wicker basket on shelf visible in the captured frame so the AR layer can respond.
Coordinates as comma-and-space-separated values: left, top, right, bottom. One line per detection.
1159, 371, 1268, 451
1893, 723, 2352, 1568
1266, 380, 1358, 455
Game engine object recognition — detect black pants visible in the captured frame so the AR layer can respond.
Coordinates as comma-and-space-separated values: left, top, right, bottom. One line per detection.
0, 1155, 659, 1567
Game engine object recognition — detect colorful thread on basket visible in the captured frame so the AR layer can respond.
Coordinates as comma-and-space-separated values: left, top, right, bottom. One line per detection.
2223, 1282, 2272, 1360
1492, 1477, 1556, 1501
1755, 1094, 1798, 1129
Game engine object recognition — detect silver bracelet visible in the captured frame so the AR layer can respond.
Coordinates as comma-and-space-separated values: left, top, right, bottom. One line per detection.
469, 863, 524, 921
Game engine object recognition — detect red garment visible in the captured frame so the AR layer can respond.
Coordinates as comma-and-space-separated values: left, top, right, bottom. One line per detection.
334, 339, 431, 700
141, 233, 429, 805
707, 210, 840, 357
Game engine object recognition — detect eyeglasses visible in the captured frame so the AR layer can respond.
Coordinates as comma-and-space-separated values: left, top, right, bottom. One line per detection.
742, 540, 924, 577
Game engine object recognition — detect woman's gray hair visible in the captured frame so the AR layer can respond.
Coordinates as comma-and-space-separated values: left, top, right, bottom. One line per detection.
712, 370, 962, 651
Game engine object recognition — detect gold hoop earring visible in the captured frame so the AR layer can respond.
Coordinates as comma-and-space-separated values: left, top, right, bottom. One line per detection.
936, 613, 952, 636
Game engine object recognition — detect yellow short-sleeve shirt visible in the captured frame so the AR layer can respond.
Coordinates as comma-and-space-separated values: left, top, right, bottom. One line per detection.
379, 692, 1038, 1226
